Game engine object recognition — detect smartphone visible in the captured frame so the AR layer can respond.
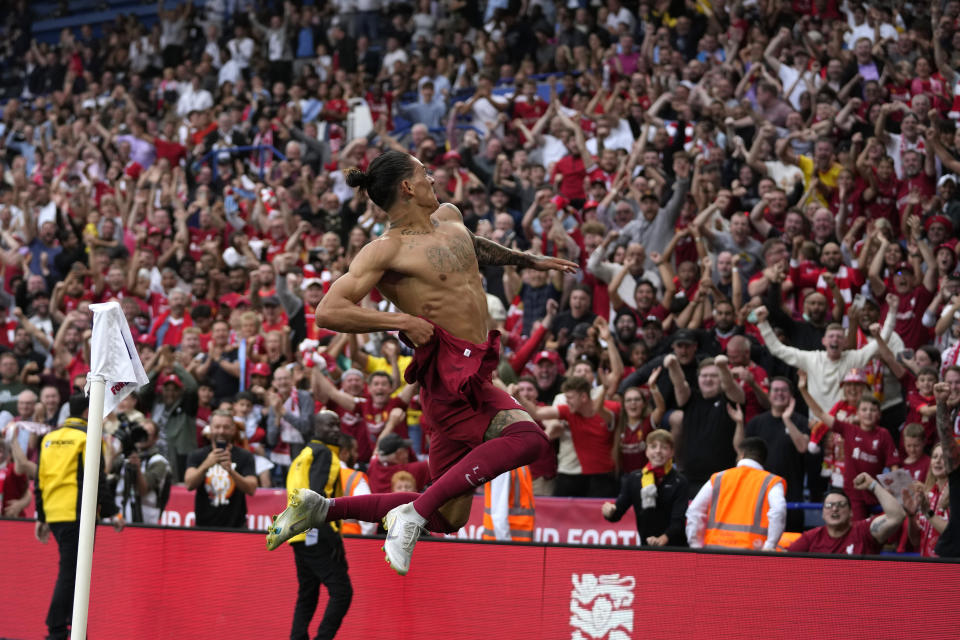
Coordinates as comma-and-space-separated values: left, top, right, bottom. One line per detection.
898, 349, 915, 363
215, 440, 227, 450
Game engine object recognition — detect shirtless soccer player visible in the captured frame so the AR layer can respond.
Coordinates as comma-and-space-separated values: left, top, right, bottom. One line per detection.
266, 150, 577, 575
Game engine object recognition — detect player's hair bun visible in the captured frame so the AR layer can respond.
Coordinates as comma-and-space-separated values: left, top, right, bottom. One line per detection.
345, 168, 368, 189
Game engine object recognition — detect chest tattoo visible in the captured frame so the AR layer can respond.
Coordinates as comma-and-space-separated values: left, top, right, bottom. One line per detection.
426, 235, 475, 273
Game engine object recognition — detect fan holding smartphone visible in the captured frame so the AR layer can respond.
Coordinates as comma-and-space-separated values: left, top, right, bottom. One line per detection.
183, 410, 258, 528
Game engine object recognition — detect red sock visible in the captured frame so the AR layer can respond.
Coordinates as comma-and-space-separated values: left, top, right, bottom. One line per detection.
412, 421, 548, 520
325, 492, 460, 533
326, 492, 416, 523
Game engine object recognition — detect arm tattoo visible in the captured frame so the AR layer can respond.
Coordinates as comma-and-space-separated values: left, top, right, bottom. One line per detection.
473, 235, 538, 269
869, 516, 886, 537
936, 400, 960, 474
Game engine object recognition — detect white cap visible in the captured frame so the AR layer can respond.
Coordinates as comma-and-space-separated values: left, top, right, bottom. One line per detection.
222, 246, 242, 268
301, 278, 324, 290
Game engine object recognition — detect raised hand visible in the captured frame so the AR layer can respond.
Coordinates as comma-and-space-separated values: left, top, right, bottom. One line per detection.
797, 369, 808, 391
783, 394, 795, 420
726, 402, 744, 423
381, 339, 399, 362
731, 366, 753, 384
647, 366, 662, 387
545, 298, 559, 319
852, 472, 875, 491
934, 381, 951, 403
595, 316, 612, 342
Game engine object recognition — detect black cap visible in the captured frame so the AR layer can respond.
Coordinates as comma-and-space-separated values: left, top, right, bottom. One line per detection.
642, 315, 662, 327
671, 329, 698, 346
261, 295, 280, 307
639, 191, 658, 201
378, 433, 413, 456
571, 322, 592, 340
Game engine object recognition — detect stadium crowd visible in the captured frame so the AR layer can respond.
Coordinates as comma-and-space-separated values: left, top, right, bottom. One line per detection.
0, 0, 958, 557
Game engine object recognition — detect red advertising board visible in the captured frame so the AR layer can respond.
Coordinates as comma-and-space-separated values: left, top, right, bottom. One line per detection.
162, 486, 641, 545
2, 520, 958, 640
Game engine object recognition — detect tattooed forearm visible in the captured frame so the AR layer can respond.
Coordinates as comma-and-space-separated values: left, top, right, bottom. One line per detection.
936, 400, 960, 474
473, 235, 538, 268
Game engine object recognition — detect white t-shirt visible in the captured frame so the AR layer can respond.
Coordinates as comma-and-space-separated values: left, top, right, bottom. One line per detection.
537, 133, 568, 171
605, 7, 636, 33
764, 160, 805, 191
176, 87, 214, 117
228, 37, 254, 68
382, 48, 409, 75
470, 96, 508, 138
845, 22, 898, 46
218, 59, 242, 86
777, 65, 820, 111
883, 132, 923, 178
585, 118, 635, 154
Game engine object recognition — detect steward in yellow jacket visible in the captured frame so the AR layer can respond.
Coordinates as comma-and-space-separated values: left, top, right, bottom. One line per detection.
284, 410, 353, 640
35, 396, 120, 640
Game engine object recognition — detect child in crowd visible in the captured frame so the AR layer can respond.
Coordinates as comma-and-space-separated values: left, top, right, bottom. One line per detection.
903, 367, 937, 450
901, 423, 930, 483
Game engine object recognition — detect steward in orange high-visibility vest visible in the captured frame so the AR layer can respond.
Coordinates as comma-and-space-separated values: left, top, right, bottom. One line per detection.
702, 464, 786, 550
687, 437, 787, 551
482, 466, 535, 541
339, 466, 369, 535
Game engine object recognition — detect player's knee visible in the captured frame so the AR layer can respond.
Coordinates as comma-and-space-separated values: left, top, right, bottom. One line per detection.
437, 495, 473, 530
446, 510, 470, 530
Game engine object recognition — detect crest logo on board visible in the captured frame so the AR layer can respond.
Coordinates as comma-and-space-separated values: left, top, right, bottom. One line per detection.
570, 573, 635, 639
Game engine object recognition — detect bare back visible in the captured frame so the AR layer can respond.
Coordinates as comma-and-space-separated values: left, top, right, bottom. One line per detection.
369, 204, 491, 344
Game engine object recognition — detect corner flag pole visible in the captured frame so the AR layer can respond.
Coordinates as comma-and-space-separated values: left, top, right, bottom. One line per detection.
69, 301, 148, 640
70, 372, 106, 640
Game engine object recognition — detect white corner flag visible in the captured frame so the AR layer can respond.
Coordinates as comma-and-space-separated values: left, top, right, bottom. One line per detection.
86, 301, 149, 420
72, 301, 151, 640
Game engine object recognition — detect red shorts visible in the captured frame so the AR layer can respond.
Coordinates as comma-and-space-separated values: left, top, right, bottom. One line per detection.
403, 322, 524, 481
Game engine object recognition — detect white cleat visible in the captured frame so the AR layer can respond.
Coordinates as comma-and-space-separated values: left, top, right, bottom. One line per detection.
381, 503, 426, 576
266, 488, 330, 551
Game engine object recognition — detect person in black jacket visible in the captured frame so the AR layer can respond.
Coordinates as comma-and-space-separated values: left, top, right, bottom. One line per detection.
763, 281, 835, 352
601, 429, 689, 547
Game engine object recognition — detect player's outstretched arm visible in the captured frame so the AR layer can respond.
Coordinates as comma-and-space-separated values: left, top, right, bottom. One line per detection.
436, 201, 577, 273
315, 240, 432, 344
473, 234, 578, 273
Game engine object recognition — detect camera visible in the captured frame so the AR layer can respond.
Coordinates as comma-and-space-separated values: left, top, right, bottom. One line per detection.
308, 247, 328, 265
115, 413, 148, 457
